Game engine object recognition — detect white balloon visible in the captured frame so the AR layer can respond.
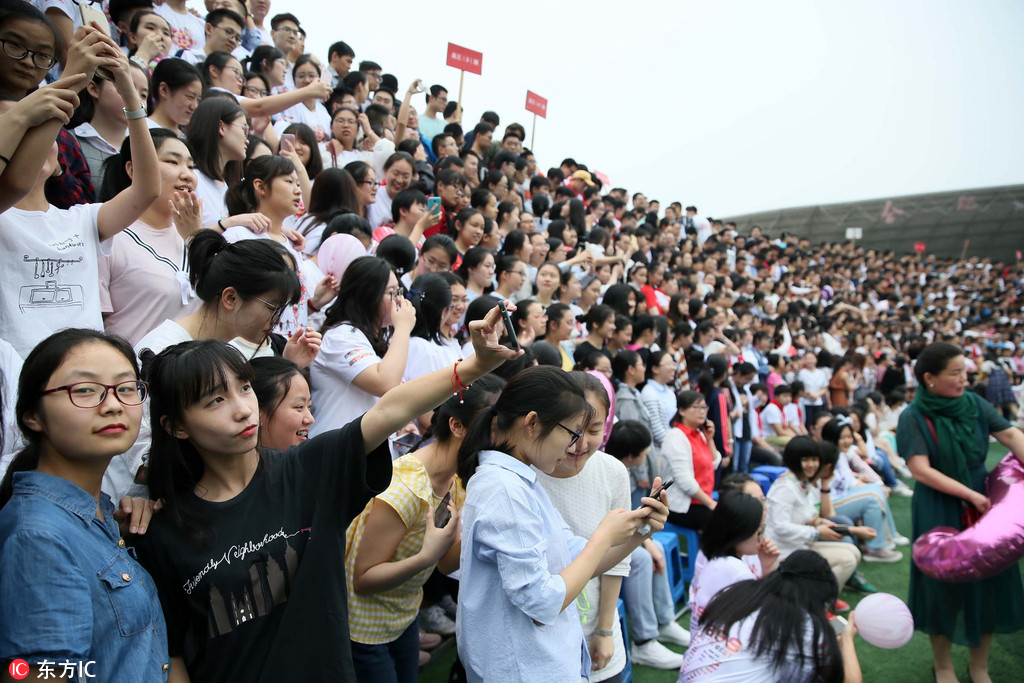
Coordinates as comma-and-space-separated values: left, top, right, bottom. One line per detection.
853, 593, 914, 649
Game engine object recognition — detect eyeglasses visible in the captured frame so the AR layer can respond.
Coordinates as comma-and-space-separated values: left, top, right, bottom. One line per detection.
42, 380, 149, 408
244, 85, 268, 97
687, 403, 709, 412
1, 39, 57, 70
216, 25, 241, 42
361, 180, 380, 189
508, 270, 527, 277
223, 65, 243, 81
230, 121, 251, 135
384, 287, 402, 301
557, 423, 583, 449
275, 26, 298, 36
253, 295, 287, 319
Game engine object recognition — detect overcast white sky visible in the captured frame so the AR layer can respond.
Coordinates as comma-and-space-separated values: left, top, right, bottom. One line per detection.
216, 0, 1023, 216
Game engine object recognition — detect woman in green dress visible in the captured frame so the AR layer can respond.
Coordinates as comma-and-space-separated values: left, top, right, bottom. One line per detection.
897, 342, 1024, 683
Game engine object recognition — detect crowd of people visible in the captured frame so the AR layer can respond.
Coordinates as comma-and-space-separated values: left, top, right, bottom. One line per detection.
0, 1, 1023, 681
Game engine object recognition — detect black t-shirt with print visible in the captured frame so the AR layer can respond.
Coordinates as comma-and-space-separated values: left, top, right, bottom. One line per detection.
134, 417, 391, 682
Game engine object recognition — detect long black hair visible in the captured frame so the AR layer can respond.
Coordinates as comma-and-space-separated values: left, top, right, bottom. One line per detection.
697, 550, 843, 683
409, 273, 452, 344
457, 366, 588, 483
321, 256, 392, 356
700, 491, 763, 559
225, 154, 296, 215
0, 330, 138, 508
143, 340, 255, 546
186, 97, 245, 181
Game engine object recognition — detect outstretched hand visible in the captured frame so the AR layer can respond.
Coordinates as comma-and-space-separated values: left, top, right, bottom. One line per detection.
467, 300, 523, 373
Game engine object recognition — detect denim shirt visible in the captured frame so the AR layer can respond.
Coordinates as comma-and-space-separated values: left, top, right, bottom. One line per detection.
0, 471, 169, 682
456, 450, 591, 682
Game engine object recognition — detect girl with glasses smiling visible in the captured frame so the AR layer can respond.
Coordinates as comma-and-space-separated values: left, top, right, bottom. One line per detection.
456, 365, 671, 681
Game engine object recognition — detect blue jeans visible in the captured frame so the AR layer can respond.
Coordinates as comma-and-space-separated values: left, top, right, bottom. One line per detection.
621, 543, 676, 641
870, 448, 899, 487
351, 619, 420, 683
732, 439, 752, 474
834, 483, 899, 551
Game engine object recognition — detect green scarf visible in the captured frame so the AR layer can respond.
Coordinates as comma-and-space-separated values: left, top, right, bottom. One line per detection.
911, 386, 983, 487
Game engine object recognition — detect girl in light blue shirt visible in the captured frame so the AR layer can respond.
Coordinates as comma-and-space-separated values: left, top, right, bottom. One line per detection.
455, 366, 670, 682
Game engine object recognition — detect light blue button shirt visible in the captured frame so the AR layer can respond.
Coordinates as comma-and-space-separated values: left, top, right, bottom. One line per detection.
456, 450, 592, 682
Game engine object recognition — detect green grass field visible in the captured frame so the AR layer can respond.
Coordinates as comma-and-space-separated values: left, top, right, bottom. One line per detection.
419, 445, 1024, 682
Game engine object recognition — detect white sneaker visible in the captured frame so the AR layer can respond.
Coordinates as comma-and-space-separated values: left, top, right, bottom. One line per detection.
657, 620, 691, 647
630, 639, 685, 669
438, 594, 458, 619
891, 483, 914, 498
892, 534, 911, 547
419, 605, 456, 636
863, 547, 903, 563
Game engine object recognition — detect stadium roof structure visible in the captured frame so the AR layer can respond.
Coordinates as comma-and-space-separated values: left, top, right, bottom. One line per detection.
723, 184, 1024, 261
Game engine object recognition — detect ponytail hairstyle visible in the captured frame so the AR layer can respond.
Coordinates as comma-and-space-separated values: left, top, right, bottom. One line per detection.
199, 50, 240, 90
1, 330, 138, 508
697, 353, 729, 398
409, 273, 452, 344
611, 349, 641, 384
499, 229, 528, 258
100, 128, 191, 201
321, 256, 393, 356
185, 229, 301, 309
457, 366, 588, 483
583, 304, 615, 334
697, 550, 842, 683
820, 417, 852, 446
150, 58, 202, 115
418, 374, 504, 449
225, 154, 296, 215
143, 341, 255, 546
246, 45, 286, 82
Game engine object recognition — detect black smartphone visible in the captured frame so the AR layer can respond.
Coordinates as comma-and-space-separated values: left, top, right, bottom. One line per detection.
434, 491, 452, 528
497, 300, 520, 350
832, 524, 852, 536
645, 479, 675, 503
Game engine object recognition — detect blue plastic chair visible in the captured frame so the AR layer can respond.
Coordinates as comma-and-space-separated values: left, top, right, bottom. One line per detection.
750, 472, 771, 495
753, 465, 788, 483
659, 522, 700, 586
652, 530, 687, 604
618, 598, 633, 683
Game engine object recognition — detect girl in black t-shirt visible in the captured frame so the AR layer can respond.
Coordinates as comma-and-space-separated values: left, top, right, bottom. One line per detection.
135, 303, 519, 682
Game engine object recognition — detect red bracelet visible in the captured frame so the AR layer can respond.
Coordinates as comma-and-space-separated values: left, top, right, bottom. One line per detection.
451, 359, 470, 404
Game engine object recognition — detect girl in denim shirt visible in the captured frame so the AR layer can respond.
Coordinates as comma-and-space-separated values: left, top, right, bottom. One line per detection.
0, 329, 170, 681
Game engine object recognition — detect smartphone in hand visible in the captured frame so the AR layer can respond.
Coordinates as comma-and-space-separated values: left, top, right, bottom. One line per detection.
434, 491, 452, 528
636, 479, 673, 536
498, 300, 519, 351
427, 196, 442, 214
279, 134, 296, 155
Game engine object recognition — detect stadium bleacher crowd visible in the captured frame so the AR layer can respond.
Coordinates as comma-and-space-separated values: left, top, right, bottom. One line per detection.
1, 1, 1023, 682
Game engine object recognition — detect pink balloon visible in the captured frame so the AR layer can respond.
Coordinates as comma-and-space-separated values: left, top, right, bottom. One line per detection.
912, 454, 1024, 583
316, 234, 367, 282
852, 593, 914, 649
586, 370, 615, 450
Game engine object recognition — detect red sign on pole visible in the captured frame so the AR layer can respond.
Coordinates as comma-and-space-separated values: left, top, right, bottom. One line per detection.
525, 91, 548, 118
914, 241, 926, 253
446, 43, 482, 75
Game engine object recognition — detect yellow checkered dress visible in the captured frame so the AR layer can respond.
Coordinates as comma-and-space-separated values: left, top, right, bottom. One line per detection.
345, 454, 465, 644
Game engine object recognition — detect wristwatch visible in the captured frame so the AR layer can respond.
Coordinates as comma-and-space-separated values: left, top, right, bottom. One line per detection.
593, 628, 614, 637
124, 106, 147, 120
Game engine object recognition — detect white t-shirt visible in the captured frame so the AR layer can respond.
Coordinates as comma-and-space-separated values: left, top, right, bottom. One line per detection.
196, 171, 228, 229
402, 337, 462, 383
273, 102, 333, 143
759, 403, 785, 437
783, 403, 804, 429
0, 339, 25, 477
797, 368, 827, 407
367, 189, 395, 230
0, 203, 106, 357
99, 221, 200, 346
688, 555, 761, 634
155, 3, 206, 52
681, 609, 819, 682
535, 452, 631, 682
134, 319, 193, 357
309, 323, 382, 437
